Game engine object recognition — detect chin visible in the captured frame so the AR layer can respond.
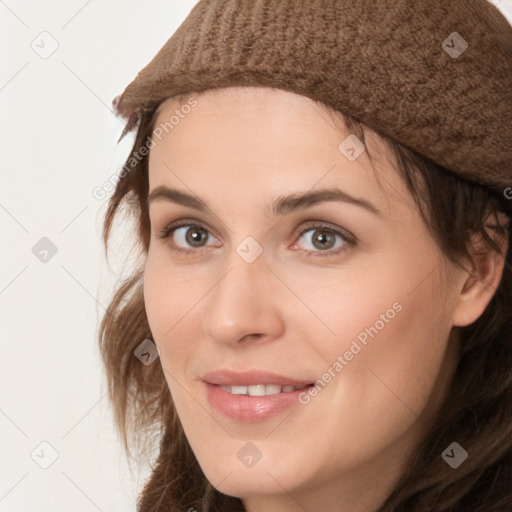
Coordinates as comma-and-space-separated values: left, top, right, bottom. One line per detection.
201, 460, 298, 498
211, 474, 282, 498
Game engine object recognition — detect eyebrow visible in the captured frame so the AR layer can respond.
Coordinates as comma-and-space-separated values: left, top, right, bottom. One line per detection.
147, 185, 383, 218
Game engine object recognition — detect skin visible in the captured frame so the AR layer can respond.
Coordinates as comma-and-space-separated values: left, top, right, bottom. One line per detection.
143, 86, 507, 512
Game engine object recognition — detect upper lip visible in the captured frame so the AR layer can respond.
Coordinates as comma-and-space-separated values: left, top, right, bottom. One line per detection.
201, 369, 313, 387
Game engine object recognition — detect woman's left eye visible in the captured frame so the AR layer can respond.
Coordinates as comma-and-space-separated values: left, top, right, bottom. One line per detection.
292, 224, 355, 257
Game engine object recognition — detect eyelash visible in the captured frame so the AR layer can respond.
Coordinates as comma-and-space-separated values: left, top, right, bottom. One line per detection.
157, 220, 357, 258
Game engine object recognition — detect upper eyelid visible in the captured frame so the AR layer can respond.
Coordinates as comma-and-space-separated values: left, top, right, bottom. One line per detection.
163, 219, 220, 241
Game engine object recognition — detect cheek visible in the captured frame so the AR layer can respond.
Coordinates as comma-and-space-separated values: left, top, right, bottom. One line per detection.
142, 261, 196, 410
306, 240, 453, 385
143, 252, 204, 343
355, 292, 452, 406
295, 260, 455, 463
348, 256, 455, 404
143, 259, 172, 340
142, 256, 193, 385
329, 276, 453, 445
142, 253, 219, 400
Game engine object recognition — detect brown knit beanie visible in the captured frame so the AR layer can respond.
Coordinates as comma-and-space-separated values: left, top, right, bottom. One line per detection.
114, 0, 512, 194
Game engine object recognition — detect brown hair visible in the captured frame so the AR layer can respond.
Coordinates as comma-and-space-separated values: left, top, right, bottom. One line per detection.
98, 94, 512, 512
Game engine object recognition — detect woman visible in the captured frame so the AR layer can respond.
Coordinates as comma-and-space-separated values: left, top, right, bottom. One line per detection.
99, 1, 512, 511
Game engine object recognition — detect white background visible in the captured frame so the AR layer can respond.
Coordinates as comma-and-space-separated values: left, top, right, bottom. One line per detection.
1, 1, 511, 511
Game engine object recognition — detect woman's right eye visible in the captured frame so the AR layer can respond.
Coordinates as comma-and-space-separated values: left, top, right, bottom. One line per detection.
158, 223, 221, 255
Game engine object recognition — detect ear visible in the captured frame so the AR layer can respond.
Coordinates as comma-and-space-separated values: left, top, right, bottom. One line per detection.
452, 212, 509, 327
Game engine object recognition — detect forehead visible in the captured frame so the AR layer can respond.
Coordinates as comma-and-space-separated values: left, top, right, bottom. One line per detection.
148, 86, 407, 217
152, 86, 379, 163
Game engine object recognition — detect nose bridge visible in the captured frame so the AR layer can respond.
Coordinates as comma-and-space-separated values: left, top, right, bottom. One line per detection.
202, 245, 284, 345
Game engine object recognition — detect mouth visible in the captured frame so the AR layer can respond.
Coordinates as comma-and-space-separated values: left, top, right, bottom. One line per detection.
217, 383, 312, 396
201, 369, 316, 421
201, 368, 314, 389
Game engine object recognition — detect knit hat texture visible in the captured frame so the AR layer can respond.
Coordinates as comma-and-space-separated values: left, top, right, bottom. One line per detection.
114, 0, 512, 193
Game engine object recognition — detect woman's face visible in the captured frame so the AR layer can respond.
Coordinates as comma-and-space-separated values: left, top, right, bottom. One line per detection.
144, 87, 464, 510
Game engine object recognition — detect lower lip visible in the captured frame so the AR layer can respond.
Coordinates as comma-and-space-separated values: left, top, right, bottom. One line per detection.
204, 383, 309, 422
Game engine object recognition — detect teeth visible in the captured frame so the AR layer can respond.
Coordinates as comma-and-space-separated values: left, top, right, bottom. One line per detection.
248, 384, 266, 396
264, 385, 282, 395
218, 384, 307, 396
230, 385, 248, 395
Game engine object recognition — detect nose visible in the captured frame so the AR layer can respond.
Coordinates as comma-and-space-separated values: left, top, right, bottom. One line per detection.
202, 253, 285, 347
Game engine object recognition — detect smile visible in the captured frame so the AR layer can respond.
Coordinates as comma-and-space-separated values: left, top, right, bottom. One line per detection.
219, 384, 310, 396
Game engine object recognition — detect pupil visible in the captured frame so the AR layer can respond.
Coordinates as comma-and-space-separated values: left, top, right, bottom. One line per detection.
186, 227, 207, 247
